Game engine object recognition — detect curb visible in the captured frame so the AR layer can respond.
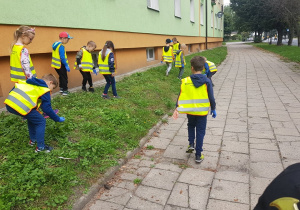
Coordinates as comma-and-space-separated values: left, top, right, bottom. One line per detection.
72, 114, 169, 210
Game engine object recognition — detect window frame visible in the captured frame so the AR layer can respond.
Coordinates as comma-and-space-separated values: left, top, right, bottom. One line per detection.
146, 47, 155, 61
147, 0, 160, 12
174, 0, 181, 18
190, 0, 195, 23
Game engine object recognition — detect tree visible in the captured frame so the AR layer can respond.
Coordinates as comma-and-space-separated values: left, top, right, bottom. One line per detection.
224, 6, 235, 39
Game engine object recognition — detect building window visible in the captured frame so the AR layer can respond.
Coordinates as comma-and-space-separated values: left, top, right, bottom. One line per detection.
215, 13, 218, 29
190, 0, 195, 23
211, 11, 214, 27
188, 44, 192, 53
147, 0, 159, 11
174, 0, 181, 18
200, 4, 204, 25
146, 48, 155, 61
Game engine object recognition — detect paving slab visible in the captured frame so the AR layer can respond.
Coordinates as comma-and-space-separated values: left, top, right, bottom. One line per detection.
167, 182, 189, 208
142, 168, 179, 190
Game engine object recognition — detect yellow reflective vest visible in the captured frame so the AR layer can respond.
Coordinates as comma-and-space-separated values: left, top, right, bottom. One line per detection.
74, 48, 94, 72
10, 45, 37, 83
98, 51, 113, 75
173, 43, 180, 55
162, 47, 173, 62
175, 51, 186, 67
177, 77, 210, 116
202, 61, 217, 74
4, 81, 50, 116
51, 43, 69, 69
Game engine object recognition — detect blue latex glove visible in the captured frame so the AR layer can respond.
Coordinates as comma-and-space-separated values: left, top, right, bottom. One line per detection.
93, 69, 97, 75
211, 110, 217, 118
160, 61, 163, 63
58, 117, 65, 122
182, 64, 184, 67
66, 67, 70, 72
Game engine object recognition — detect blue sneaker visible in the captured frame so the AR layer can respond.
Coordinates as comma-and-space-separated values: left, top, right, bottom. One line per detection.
195, 154, 204, 163
186, 143, 195, 153
35, 145, 53, 153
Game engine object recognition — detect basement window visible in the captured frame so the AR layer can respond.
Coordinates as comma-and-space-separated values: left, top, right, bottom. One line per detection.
147, 0, 160, 11
146, 48, 155, 61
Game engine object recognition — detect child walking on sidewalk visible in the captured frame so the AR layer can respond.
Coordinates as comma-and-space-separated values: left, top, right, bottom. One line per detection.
173, 56, 217, 163
74, 41, 97, 92
98, 41, 120, 99
10, 26, 37, 83
4, 74, 65, 153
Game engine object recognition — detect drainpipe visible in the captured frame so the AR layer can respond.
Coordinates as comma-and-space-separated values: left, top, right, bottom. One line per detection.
205, 0, 208, 49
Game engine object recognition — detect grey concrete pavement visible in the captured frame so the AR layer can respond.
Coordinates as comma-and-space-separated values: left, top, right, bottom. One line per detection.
84, 43, 300, 210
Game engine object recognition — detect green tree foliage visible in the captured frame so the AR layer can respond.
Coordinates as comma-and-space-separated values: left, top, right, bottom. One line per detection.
224, 6, 235, 39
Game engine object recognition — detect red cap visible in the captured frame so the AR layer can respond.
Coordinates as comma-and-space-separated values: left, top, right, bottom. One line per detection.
59, 32, 73, 39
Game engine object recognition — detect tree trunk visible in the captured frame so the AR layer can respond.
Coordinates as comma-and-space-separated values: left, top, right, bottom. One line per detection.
297, 23, 300, 47
288, 25, 294, 46
277, 28, 283, 45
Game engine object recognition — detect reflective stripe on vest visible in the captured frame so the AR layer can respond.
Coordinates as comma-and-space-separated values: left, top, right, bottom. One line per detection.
173, 43, 180, 55
10, 45, 37, 83
162, 47, 173, 62
4, 82, 50, 116
207, 61, 217, 72
51, 43, 69, 69
74, 48, 94, 72
174, 51, 186, 67
177, 77, 210, 116
98, 51, 112, 75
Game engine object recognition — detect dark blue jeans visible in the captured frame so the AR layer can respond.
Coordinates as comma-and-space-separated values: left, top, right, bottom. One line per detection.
103, 74, 117, 96
6, 105, 46, 149
187, 114, 207, 155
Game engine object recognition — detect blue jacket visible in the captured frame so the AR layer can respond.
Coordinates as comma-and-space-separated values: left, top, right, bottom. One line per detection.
52, 42, 70, 71
26, 78, 60, 122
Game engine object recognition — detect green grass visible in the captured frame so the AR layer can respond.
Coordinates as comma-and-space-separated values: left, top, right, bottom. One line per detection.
0, 46, 227, 210
251, 43, 300, 63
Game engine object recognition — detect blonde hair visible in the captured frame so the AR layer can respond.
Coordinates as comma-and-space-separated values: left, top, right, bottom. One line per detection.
11, 25, 35, 48
41, 74, 58, 89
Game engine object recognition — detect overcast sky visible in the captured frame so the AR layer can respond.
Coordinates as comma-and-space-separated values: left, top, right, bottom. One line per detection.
224, 0, 230, 5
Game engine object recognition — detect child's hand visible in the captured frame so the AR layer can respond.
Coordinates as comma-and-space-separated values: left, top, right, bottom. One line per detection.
172, 109, 179, 120
58, 117, 65, 122
211, 110, 217, 118
111, 73, 115, 77
79, 64, 82, 69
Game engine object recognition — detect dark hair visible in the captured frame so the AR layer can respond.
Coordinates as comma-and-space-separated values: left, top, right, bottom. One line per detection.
101, 40, 114, 61
87, 40, 97, 48
190, 56, 205, 72
41, 74, 58, 89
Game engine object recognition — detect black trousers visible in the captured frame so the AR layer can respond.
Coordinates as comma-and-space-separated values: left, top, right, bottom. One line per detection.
79, 70, 93, 87
55, 65, 68, 91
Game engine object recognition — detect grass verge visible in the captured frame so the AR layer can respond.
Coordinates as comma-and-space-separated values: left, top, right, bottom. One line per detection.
251, 43, 300, 63
0, 46, 227, 209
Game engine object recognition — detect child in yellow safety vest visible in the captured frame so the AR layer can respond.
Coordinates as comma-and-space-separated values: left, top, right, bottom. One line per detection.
10, 25, 37, 83
4, 74, 65, 153
161, 39, 174, 76
51, 32, 73, 96
173, 56, 216, 163
172, 37, 181, 62
203, 57, 217, 86
74, 41, 97, 92
98, 41, 120, 99
174, 43, 186, 79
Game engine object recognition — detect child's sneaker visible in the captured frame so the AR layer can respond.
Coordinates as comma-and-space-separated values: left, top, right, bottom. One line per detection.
43, 109, 59, 119
88, 87, 95, 93
113, 95, 121, 99
186, 143, 195, 153
59, 88, 63, 93
35, 145, 53, 153
62, 91, 70, 96
29, 140, 36, 146
82, 86, 87, 92
102, 94, 110, 99
195, 154, 204, 163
